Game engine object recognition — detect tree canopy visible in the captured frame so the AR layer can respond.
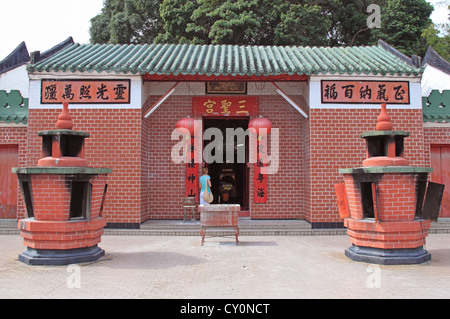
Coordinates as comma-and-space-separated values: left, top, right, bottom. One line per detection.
90, 0, 164, 44
421, 3, 450, 61
369, 0, 433, 56
89, 0, 444, 58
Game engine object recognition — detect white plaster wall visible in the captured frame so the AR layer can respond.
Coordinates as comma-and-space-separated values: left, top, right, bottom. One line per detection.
0, 65, 29, 98
422, 65, 450, 97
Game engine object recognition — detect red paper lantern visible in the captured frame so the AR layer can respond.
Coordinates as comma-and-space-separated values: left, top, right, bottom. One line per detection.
249, 116, 272, 135
176, 116, 196, 136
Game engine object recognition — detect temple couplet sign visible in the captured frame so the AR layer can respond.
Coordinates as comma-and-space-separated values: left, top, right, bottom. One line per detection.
321, 80, 410, 104
41, 79, 131, 104
254, 136, 268, 203
185, 136, 199, 202
193, 96, 258, 117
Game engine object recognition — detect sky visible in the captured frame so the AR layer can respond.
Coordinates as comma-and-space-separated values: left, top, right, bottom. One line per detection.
0, 0, 104, 60
0, 0, 449, 61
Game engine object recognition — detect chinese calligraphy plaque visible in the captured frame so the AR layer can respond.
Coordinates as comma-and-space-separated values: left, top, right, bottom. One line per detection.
321, 80, 410, 104
41, 79, 131, 104
193, 96, 258, 117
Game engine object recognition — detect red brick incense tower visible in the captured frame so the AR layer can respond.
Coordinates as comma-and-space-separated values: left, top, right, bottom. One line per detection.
13, 103, 112, 265
336, 104, 444, 265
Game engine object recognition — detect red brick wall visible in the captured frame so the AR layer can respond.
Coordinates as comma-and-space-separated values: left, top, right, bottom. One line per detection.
144, 95, 189, 220
0, 125, 27, 219
343, 171, 430, 250
250, 95, 307, 219
19, 101, 430, 226
143, 97, 427, 223
309, 108, 426, 224
26, 109, 142, 225
19, 173, 108, 250
144, 94, 308, 220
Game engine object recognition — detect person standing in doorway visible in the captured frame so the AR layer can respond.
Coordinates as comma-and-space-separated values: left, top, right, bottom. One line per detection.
199, 167, 212, 205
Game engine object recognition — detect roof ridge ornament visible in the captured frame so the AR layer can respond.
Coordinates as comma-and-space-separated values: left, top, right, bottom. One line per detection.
376, 103, 393, 131
56, 102, 73, 130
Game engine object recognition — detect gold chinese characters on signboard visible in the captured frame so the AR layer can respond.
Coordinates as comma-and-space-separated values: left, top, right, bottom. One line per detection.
41, 79, 131, 104
193, 96, 258, 117
321, 80, 410, 104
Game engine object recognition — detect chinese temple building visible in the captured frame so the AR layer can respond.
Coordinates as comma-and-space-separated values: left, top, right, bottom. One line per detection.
1, 40, 449, 229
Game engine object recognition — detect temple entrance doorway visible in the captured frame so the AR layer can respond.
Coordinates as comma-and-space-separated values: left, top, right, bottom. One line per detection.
203, 118, 250, 216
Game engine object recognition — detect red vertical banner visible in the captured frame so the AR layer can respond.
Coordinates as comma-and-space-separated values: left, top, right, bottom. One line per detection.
254, 135, 268, 203
185, 137, 199, 202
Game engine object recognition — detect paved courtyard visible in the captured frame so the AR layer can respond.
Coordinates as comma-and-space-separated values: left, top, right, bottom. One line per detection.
1, 233, 450, 299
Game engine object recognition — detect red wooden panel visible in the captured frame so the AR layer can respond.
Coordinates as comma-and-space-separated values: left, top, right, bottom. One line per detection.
430, 145, 450, 218
0, 146, 18, 219
430, 146, 442, 184
440, 146, 450, 217
335, 183, 350, 219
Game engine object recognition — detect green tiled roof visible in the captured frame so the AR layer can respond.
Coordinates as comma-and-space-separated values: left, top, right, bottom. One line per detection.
28, 43, 422, 77
0, 90, 28, 124
423, 90, 450, 123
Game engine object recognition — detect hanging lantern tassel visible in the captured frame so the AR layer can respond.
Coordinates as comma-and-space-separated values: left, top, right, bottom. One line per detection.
249, 116, 272, 204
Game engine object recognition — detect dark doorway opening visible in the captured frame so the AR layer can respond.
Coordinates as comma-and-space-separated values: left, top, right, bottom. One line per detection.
203, 118, 250, 213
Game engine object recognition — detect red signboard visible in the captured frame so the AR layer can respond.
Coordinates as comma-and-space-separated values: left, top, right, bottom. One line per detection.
41, 79, 131, 104
254, 135, 268, 203
185, 138, 199, 201
185, 162, 199, 200
193, 96, 258, 117
321, 80, 410, 104
254, 165, 268, 203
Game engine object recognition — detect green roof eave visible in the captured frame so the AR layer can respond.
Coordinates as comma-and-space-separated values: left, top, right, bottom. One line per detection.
28, 43, 423, 78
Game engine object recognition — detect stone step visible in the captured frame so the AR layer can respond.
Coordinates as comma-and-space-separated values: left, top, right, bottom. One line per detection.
140, 219, 312, 230
0, 219, 17, 228
103, 228, 347, 237
2, 219, 450, 236
0, 219, 19, 235
431, 218, 450, 225
106, 219, 327, 236
430, 218, 450, 233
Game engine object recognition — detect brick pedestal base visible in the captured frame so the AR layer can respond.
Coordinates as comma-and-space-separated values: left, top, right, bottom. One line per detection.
343, 219, 431, 264
18, 245, 105, 266
14, 168, 111, 266
345, 245, 431, 265
339, 167, 433, 265
18, 217, 107, 265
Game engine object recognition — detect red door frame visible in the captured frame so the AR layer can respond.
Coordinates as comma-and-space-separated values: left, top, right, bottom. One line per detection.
430, 144, 450, 218
0, 145, 18, 219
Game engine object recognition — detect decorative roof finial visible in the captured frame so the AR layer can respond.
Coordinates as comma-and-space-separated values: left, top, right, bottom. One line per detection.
376, 103, 393, 131
56, 102, 74, 130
